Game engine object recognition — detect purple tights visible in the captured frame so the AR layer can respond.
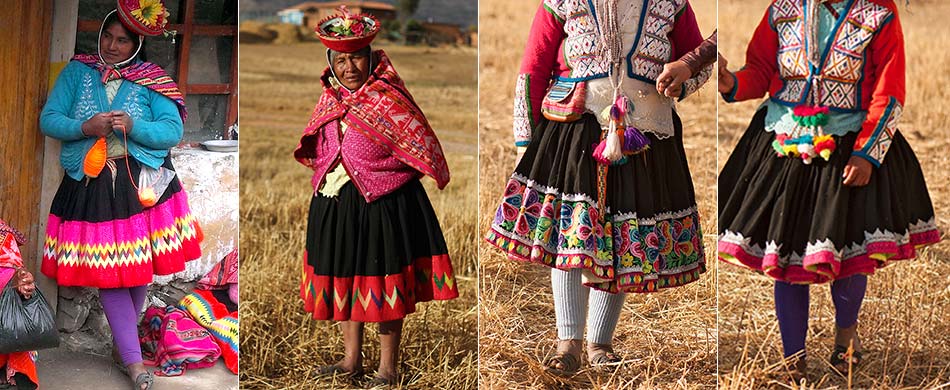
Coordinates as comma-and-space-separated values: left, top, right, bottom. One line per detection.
99, 285, 149, 366
774, 274, 867, 358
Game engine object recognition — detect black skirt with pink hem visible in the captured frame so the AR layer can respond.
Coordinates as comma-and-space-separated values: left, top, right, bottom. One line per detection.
42, 156, 202, 288
718, 108, 941, 284
301, 180, 458, 323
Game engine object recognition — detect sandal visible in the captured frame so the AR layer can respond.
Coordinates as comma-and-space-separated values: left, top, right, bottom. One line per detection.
786, 356, 807, 383
830, 344, 863, 373
364, 375, 396, 389
543, 352, 581, 376
113, 349, 150, 390
314, 364, 365, 379
133, 371, 153, 390
588, 344, 623, 367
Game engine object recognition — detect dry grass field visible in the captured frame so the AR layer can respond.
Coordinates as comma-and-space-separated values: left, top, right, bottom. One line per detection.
478, 1, 719, 388
718, 0, 950, 388
239, 43, 478, 389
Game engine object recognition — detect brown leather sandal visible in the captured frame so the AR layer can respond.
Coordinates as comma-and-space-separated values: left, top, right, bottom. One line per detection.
543, 352, 581, 376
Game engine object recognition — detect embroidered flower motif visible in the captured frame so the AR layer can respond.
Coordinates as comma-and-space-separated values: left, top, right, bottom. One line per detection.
644, 230, 660, 265
656, 220, 674, 255
673, 220, 694, 256
573, 204, 592, 241
499, 180, 523, 223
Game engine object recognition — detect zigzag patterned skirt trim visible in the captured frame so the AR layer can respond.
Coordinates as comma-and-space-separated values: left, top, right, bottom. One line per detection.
42, 156, 202, 288
302, 180, 458, 322
718, 109, 941, 284
485, 113, 706, 294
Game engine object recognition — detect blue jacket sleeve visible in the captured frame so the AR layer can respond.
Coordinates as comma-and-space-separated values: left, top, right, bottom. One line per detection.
124, 90, 184, 149
40, 62, 87, 141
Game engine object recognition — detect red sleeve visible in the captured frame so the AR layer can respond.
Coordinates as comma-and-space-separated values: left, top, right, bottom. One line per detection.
852, 9, 905, 167
724, 5, 778, 102
671, 2, 714, 101
513, 2, 565, 146
671, 2, 703, 60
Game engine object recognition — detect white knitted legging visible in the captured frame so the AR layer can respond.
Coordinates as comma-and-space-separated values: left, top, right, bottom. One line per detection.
551, 268, 626, 345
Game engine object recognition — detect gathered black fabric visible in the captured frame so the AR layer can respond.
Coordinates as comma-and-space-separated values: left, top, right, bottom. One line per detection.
49, 156, 183, 222
516, 113, 698, 215
718, 108, 940, 284
486, 112, 706, 293
302, 179, 458, 322
307, 180, 448, 278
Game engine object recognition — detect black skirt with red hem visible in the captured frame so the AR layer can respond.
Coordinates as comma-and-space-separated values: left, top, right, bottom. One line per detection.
300, 180, 458, 322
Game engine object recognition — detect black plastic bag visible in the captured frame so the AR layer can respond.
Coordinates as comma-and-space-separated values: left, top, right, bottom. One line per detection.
0, 283, 59, 353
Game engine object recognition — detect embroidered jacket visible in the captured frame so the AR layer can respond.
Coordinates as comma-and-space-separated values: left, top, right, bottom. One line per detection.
724, 0, 904, 166
513, 0, 711, 146
294, 51, 449, 203
40, 60, 184, 181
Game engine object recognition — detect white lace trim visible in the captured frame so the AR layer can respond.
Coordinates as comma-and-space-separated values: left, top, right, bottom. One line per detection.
719, 217, 938, 266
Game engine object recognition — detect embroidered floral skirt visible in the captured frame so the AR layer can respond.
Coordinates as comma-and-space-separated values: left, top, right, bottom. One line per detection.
718, 108, 941, 284
486, 113, 706, 293
42, 156, 202, 288
301, 179, 459, 323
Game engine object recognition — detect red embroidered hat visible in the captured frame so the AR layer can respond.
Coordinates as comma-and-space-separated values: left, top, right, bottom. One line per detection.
116, 0, 171, 37
315, 5, 380, 53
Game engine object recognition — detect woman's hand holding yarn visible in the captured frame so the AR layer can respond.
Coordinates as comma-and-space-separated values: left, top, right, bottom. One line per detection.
81, 112, 115, 137
111, 110, 134, 134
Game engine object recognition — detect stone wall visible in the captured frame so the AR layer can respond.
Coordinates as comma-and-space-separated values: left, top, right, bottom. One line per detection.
55, 148, 238, 355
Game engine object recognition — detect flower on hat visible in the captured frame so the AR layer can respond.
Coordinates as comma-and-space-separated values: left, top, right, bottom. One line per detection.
128, 0, 168, 29
315, 5, 379, 52
323, 5, 372, 37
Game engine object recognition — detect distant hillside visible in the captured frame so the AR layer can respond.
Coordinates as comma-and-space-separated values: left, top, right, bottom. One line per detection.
240, 0, 477, 28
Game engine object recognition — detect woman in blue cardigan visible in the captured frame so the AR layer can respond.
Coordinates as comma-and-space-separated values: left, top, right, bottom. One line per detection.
38, 2, 201, 389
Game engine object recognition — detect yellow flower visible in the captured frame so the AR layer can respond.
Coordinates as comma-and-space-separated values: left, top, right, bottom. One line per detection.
132, 0, 166, 27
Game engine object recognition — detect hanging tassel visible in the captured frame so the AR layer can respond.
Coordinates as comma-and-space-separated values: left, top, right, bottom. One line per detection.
622, 126, 650, 155
592, 141, 610, 165
610, 95, 627, 122
602, 127, 622, 160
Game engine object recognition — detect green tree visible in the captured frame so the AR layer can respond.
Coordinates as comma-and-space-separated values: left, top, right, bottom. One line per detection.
397, 0, 421, 43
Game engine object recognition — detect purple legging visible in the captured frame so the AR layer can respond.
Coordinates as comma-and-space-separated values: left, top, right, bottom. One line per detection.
99, 285, 149, 366
774, 274, 867, 358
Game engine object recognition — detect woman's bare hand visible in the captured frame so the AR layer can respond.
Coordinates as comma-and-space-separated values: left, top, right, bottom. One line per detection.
842, 156, 873, 187
718, 54, 735, 94
15, 268, 35, 299
82, 112, 114, 138
656, 61, 691, 98
111, 111, 134, 134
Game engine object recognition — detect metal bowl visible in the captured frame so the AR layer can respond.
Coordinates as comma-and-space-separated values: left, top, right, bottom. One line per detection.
200, 140, 239, 153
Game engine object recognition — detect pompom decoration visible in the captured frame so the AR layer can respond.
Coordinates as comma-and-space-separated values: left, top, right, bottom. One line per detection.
138, 187, 157, 207
814, 134, 836, 160
83, 137, 108, 178
774, 105, 836, 163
